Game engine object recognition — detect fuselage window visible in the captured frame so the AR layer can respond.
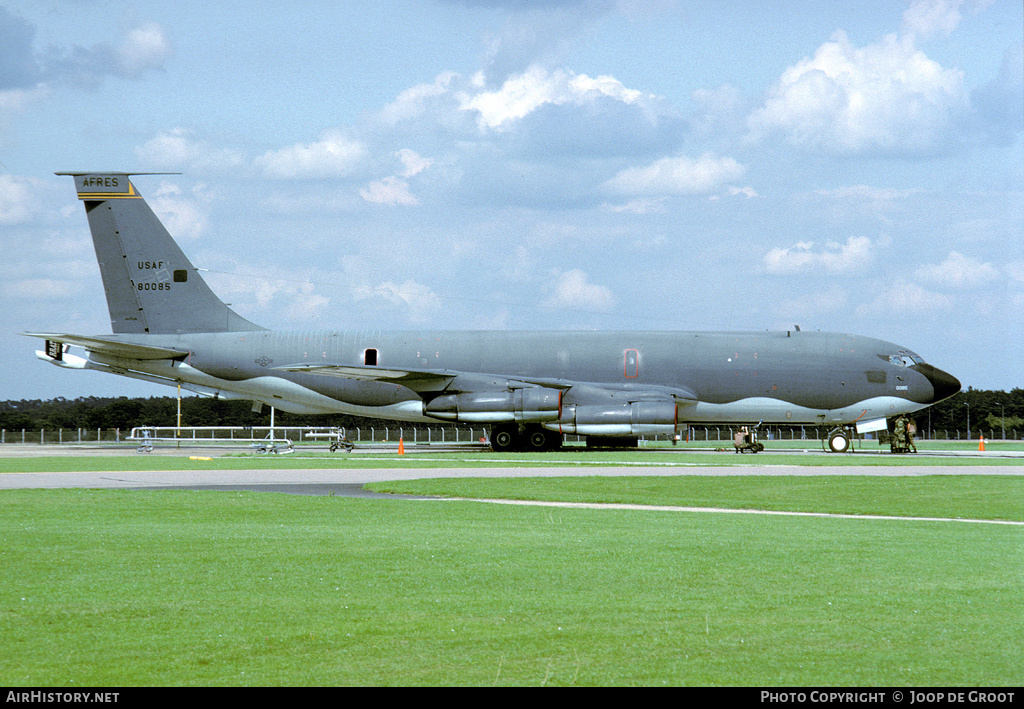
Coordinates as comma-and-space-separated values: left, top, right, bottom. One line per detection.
365, 348, 378, 366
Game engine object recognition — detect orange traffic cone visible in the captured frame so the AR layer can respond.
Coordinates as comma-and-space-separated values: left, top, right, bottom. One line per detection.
398, 437, 405, 455
978, 436, 985, 452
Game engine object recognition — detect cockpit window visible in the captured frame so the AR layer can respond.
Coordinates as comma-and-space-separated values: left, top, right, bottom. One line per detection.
880, 352, 923, 367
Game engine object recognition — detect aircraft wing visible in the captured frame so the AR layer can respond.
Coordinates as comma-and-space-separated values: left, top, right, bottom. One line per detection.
276, 362, 698, 403
274, 363, 458, 388
23, 333, 189, 361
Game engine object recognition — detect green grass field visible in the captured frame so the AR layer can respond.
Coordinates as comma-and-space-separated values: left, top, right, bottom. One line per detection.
368, 475, 1024, 521
1, 459, 1021, 686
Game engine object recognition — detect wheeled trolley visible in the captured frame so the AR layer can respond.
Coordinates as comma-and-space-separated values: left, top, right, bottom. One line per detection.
733, 426, 764, 453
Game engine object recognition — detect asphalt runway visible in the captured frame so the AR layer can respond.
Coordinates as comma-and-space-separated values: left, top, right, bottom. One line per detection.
0, 444, 1021, 497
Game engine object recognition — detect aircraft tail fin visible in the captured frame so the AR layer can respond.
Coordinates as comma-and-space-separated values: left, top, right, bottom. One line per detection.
58, 173, 264, 334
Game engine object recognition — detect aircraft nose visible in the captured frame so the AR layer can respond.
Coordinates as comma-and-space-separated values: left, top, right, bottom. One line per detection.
912, 363, 961, 403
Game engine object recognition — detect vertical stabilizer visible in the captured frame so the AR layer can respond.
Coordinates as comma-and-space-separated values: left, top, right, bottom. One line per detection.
58, 173, 264, 334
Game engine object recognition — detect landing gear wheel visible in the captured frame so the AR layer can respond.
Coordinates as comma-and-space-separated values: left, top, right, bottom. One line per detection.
490, 424, 519, 452
827, 428, 851, 453
524, 426, 562, 452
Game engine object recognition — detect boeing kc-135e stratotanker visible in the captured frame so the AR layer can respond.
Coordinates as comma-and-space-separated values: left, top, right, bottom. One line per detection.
27, 173, 961, 452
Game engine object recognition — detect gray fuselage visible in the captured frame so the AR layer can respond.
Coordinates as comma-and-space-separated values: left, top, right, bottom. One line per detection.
92, 328, 958, 427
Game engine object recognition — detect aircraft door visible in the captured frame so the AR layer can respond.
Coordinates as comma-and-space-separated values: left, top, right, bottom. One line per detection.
624, 349, 639, 378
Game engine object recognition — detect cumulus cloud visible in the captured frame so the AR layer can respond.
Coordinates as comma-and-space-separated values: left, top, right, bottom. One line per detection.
380, 71, 463, 126
354, 280, 443, 323
39, 19, 172, 89
460, 65, 650, 130
358, 149, 433, 206
747, 29, 968, 155
900, 0, 966, 40
542, 269, 615, 310
396, 148, 433, 178
855, 280, 954, 318
359, 177, 418, 206
135, 128, 246, 171
0, 10, 170, 143
147, 182, 209, 240
0, 174, 43, 224
255, 130, 366, 179
815, 185, 923, 202
764, 236, 876, 275
915, 251, 1000, 288
113, 22, 173, 78
224, 271, 330, 322
603, 153, 745, 197
283, 282, 330, 320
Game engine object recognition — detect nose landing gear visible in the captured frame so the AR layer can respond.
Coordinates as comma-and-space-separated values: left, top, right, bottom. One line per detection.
823, 426, 853, 453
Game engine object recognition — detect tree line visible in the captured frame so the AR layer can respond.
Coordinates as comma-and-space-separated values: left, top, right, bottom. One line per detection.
1, 387, 1022, 439
0, 396, 364, 433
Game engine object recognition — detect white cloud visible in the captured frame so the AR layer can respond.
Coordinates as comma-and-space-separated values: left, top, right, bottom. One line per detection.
354, 280, 442, 323
603, 153, 745, 197
35, 19, 173, 89
915, 251, 1000, 288
115, 22, 172, 78
901, 0, 967, 40
855, 280, 954, 317
747, 30, 968, 155
380, 71, 461, 125
542, 269, 615, 310
255, 130, 366, 179
359, 177, 418, 206
460, 64, 649, 131
764, 236, 876, 275
815, 185, 923, 202
0, 174, 42, 224
396, 148, 432, 178
284, 282, 330, 321
135, 128, 245, 170
358, 149, 432, 206
232, 274, 330, 321
148, 182, 208, 240
604, 198, 668, 214
727, 186, 760, 199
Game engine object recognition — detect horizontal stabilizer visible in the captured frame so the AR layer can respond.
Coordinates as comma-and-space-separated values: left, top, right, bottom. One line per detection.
23, 333, 188, 361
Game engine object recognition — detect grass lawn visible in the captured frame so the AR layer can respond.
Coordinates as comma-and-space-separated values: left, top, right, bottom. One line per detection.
367, 475, 1024, 522
1, 480, 1021, 686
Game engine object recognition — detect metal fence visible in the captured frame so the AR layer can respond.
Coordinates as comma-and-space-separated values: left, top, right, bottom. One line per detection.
2, 425, 1019, 445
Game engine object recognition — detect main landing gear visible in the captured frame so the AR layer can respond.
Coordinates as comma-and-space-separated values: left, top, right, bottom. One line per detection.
490, 423, 563, 452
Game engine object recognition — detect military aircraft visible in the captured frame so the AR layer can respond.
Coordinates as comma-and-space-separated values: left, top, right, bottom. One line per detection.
27, 173, 961, 452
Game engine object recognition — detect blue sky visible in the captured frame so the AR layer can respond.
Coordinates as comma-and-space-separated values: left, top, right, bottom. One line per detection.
1, 0, 1021, 401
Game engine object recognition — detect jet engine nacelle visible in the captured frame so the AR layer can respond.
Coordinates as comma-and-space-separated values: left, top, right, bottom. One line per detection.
424, 387, 562, 423
546, 400, 678, 436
